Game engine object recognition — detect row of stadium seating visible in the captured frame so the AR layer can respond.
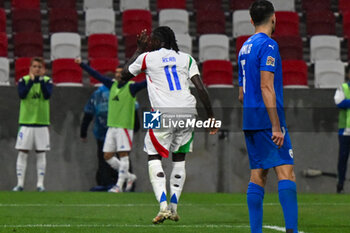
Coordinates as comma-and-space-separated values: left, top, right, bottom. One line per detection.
7, 0, 350, 13
3, 7, 350, 37
0, 56, 343, 88
0, 0, 348, 88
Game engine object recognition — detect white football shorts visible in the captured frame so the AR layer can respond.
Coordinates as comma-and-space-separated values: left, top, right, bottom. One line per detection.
103, 127, 133, 152
15, 126, 50, 151
144, 115, 195, 158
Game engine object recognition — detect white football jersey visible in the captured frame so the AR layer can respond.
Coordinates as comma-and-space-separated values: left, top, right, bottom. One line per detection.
129, 48, 199, 114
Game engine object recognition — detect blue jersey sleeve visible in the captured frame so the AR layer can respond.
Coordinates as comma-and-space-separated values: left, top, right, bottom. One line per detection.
337, 99, 350, 109
260, 40, 278, 73
238, 57, 243, 87
40, 78, 53, 99
129, 80, 147, 97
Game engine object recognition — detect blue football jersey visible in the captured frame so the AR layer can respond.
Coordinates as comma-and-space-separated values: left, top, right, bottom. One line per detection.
238, 32, 286, 130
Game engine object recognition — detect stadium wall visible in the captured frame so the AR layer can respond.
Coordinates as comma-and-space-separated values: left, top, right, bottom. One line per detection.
0, 87, 343, 193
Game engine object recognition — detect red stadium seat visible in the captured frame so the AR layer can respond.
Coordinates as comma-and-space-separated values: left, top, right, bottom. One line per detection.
235, 35, 250, 58
89, 58, 119, 86
306, 10, 335, 36
49, 8, 78, 33
124, 34, 138, 59
0, 0, 4, 8
0, 32, 7, 57
339, 0, 350, 14
15, 57, 31, 83
202, 60, 233, 87
122, 10, 152, 36
157, 0, 186, 10
52, 59, 83, 86
282, 60, 308, 87
273, 35, 303, 60
88, 34, 118, 59
0, 9, 6, 33
196, 9, 226, 35
48, 0, 76, 9
14, 32, 43, 57
302, 0, 330, 12
12, 0, 39, 9
12, 8, 41, 33
193, 0, 222, 11
274, 12, 299, 36
230, 0, 255, 11
343, 12, 350, 38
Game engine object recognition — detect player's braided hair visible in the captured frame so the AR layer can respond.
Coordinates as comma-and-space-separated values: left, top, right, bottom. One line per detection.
153, 26, 179, 53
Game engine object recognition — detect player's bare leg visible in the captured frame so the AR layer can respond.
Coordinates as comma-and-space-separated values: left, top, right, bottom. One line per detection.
274, 165, 298, 233
148, 154, 170, 224
168, 153, 186, 222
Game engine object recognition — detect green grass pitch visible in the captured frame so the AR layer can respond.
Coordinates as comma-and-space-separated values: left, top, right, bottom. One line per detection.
0, 192, 349, 233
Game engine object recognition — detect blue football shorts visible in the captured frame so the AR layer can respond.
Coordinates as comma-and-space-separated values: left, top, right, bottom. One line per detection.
244, 127, 294, 169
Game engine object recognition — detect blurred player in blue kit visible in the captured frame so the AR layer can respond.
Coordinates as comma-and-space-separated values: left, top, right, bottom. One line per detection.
238, 1, 298, 232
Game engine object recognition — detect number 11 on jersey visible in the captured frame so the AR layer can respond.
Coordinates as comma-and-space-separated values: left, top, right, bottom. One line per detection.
164, 65, 181, 91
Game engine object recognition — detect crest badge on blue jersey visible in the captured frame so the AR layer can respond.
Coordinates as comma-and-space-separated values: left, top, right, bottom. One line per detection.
143, 110, 161, 129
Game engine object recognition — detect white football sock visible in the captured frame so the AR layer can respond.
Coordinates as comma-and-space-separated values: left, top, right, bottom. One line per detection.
169, 161, 186, 212
36, 152, 46, 188
116, 156, 129, 189
148, 159, 168, 211
16, 151, 28, 187
105, 156, 120, 170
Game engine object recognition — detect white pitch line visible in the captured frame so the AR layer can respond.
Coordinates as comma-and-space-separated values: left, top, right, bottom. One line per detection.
0, 224, 306, 232
0, 202, 349, 207
0, 224, 250, 229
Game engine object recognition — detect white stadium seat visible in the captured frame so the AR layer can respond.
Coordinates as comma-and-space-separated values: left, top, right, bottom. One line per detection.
314, 60, 345, 88
84, 0, 113, 10
269, 0, 295, 11
176, 33, 192, 54
86, 8, 115, 36
0, 57, 9, 85
199, 34, 229, 62
233, 10, 254, 38
120, 0, 149, 12
51, 33, 81, 60
310, 35, 340, 62
159, 9, 189, 34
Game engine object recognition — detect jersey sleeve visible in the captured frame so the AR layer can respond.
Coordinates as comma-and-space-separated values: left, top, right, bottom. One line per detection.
238, 56, 243, 87
188, 55, 200, 79
128, 52, 148, 76
260, 40, 279, 73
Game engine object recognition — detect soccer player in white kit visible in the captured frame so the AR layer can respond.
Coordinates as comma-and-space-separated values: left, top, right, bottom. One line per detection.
121, 27, 218, 224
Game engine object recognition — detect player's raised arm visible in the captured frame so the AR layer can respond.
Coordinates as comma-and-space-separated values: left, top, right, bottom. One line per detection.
121, 29, 150, 82
74, 58, 113, 89
191, 74, 218, 135
260, 70, 284, 148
